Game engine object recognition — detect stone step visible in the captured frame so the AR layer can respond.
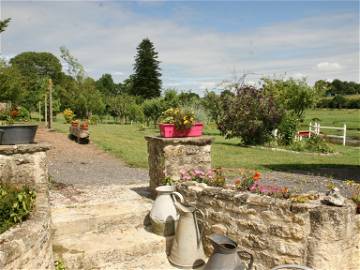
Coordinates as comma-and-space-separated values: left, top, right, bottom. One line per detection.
98, 251, 185, 270
53, 227, 167, 269
51, 200, 152, 237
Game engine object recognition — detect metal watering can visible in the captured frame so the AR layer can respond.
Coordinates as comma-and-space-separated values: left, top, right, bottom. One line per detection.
204, 234, 254, 270
150, 185, 184, 236
168, 201, 206, 269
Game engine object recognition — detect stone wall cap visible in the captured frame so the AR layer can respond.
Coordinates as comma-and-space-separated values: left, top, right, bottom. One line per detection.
145, 135, 214, 145
0, 142, 52, 155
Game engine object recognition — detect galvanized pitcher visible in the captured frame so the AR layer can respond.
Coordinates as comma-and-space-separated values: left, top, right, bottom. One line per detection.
204, 234, 253, 270
168, 201, 206, 269
150, 185, 184, 236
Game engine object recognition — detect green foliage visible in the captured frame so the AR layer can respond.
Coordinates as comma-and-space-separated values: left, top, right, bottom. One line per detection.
289, 135, 333, 153
277, 114, 299, 146
71, 78, 105, 118
0, 18, 11, 33
108, 94, 138, 123
202, 90, 222, 123
0, 185, 36, 234
54, 260, 66, 270
328, 79, 360, 96
96, 74, 119, 96
217, 86, 283, 145
0, 66, 26, 105
159, 107, 195, 130
132, 38, 162, 99
262, 78, 315, 118
142, 98, 165, 125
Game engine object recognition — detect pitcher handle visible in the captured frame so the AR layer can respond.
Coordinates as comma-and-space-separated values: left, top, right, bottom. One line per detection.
237, 250, 254, 270
171, 191, 184, 203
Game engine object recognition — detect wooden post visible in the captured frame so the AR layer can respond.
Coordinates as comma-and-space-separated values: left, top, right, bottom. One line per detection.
48, 79, 53, 129
44, 93, 48, 127
343, 124, 346, 146
38, 101, 41, 122
309, 122, 312, 138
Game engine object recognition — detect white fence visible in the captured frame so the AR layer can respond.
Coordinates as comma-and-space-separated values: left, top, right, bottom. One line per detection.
309, 122, 347, 146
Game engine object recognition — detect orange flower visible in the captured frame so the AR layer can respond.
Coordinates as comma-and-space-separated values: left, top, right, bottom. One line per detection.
234, 179, 241, 185
253, 172, 261, 181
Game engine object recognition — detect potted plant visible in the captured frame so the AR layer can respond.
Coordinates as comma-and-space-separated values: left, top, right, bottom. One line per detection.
158, 108, 203, 138
0, 105, 38, 145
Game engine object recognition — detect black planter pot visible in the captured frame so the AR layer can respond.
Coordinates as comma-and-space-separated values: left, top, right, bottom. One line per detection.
0, 125, 38, 145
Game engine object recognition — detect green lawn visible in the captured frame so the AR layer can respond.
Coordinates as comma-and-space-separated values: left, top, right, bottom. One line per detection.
302, 109, 360, 139
52, 119, 359, 175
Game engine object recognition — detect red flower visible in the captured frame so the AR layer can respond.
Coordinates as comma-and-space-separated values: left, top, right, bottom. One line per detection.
253, 172, 261, 181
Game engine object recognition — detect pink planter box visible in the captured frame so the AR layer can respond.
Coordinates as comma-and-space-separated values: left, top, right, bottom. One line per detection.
159, 123, 204, 138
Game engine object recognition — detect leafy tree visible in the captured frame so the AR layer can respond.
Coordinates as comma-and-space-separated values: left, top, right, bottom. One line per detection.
132, 38, 162, 99
217, 86, 283, 145
262, 78, 314, 118
142, 98, 165, 126
9, 52, 63, 110
0, 18, 11, 33
0, 66, 25, 104
329, 79, 360, 95
96, 73, 119, 96
108, 94, 137, 123
60, 46, 85, 81
202, 90, 222, 123
10, 52, 62, 84
75, 78, 105, 118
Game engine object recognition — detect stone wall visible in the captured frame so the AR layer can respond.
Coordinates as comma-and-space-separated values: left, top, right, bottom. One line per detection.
145, 136, 213, 194
177, 182, 360, 270
0, 143, 54, 270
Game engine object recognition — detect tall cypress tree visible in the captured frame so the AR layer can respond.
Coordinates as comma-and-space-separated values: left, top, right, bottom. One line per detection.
132, 38, 162, 99
0, 18, 11, 33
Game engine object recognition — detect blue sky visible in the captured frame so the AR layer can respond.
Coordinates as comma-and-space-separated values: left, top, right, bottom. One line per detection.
0, 1, 359, 94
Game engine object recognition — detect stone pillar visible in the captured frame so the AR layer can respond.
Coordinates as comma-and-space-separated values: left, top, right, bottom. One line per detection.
145, 136, 213, 193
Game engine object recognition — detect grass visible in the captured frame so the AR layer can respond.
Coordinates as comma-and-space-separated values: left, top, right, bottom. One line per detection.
52, 116, 360, 175
302, 109, 360, 139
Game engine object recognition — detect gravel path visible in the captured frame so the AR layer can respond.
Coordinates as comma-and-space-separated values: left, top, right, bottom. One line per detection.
36, 128, 149, 186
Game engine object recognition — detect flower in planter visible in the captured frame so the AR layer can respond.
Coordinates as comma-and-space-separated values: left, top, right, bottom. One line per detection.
159, 107, 196, 130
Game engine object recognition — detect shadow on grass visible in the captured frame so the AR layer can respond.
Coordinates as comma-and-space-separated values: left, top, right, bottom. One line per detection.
264, 164, 360, 182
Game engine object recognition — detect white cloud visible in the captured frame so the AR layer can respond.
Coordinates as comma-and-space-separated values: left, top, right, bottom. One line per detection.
316, 62, 343, 71
1, 2, 359, 89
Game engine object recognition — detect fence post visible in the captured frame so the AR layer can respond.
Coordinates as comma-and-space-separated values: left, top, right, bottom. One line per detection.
317, 122, 321, 135
309, 122, 312, 138
343, 124, 346, 146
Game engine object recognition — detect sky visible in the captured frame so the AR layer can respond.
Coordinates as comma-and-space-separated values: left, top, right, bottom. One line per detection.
0, 0, 359, 94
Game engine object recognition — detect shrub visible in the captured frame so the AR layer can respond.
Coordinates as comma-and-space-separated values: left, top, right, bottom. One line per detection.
63, 108, 74, 123
217, 86, 283, 145
288, 135, 333, 153
277, 114, 299, 145
15, 106, 30, 121
305, 135, 334, 153
0, 185, 36, 234
330, 95, 347, 108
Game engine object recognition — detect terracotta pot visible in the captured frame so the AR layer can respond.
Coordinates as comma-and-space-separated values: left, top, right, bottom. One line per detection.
80, 122, 89, 130
159, 123, 203, 138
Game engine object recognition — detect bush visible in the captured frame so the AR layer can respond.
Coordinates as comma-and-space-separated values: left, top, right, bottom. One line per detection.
288, 135, 333, 153
0, 185, 36, 234
330, 95, 347, 108
217, 86, 283, 145
15, 106, 30, 121
277, 114, 299, 146
63, 108, 74, 123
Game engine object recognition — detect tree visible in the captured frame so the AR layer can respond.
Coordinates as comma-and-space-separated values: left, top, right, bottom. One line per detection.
0, 18, 10, 33
60, 46, 85, 81
10, 52, 62, 83
217, 86, 283, 145
202, 91, 222, 123
132, 38, 162, 99
96, 74, 118, 96
0, 66, 25, 104
142, 98, 165, 126
262, 78, 315, 118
